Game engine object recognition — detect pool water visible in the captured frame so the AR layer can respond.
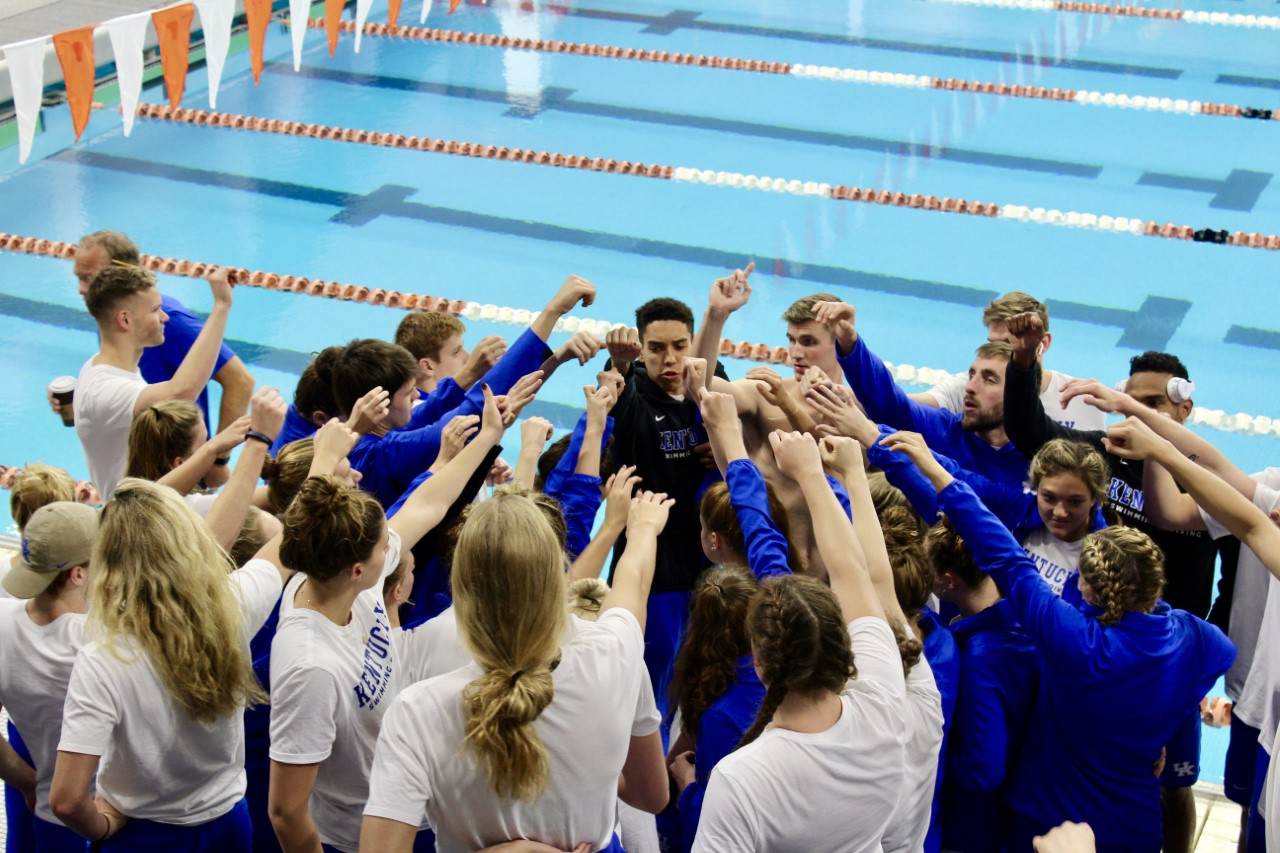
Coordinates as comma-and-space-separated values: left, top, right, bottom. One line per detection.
3, 0, 1279, 783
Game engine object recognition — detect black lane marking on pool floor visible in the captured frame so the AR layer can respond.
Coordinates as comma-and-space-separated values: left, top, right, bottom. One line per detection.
49, 148, 1200, 351
0, 289, 589, 427
549, 6, 1185, 80
1137, 170, 1272, 213
267, 62, 1105, 180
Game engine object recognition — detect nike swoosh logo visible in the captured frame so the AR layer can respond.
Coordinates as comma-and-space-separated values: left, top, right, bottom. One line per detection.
55, 560, 70, 569
655, 415, 665, 422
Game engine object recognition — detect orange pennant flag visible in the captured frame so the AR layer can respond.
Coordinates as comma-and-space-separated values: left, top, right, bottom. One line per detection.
152, 4, 195, 108
324, 0, 343, 56
245, 0, 271, 84
449, 0, 462, 13
388, 0, 404, 27
52, 27, 95, 141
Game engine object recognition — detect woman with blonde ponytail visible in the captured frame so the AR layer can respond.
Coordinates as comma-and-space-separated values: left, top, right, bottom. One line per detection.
359, 488, 674, 853
886, 429, 1234, 853
48, 389, 294, 852
269, 387, 511, 853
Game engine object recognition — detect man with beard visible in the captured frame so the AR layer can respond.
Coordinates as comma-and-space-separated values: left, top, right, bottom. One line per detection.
811, 300, 1029, 489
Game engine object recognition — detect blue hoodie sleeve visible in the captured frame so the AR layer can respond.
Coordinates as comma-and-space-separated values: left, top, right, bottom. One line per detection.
835, 337, 959, 450
356, 328, 551, 505
724, 459, 792, 580
406, 378, 467, 430
937, 480, 1093, 664
544, 412, 615, 498
556, 473, 604, 560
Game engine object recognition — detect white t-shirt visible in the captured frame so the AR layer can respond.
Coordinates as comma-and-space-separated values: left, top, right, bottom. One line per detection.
268, 530, 404, 853
58, 558, 283, 823
397, 606, 471, 685
693, 618, 909, 853
926, 368, 1105, 431
0, 602, 88, 822
363, 608, 661, 853
74, 358, 146, 500
1227, 479, 1280, 752
1199, 468, 1280, 701
880, 655, 944, 853
1021, 527, 1083, 597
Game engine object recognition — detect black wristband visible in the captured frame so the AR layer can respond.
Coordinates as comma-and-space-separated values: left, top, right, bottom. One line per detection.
245, 430, 274, 447
212, 456, 231, 466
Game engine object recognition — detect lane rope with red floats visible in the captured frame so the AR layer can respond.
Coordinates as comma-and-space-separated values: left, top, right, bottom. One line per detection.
132, 103, 1280, 251
301, 17, 1278, 121
2, 232, 1275, 437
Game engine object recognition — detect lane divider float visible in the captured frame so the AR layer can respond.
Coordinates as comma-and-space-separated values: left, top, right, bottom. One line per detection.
133, 104, 1280, 251
1, 232, 1275, 437
926, 0, 1280, 29
303, 17, 1277, 121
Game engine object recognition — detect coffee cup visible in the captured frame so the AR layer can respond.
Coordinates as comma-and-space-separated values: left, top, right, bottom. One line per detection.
48, 376, 75, 427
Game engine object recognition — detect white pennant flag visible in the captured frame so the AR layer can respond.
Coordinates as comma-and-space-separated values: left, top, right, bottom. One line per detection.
421, 0, 432, 25
354, 0, 374, 51
289, 0, 310, 70
195, 0, 235, 107
105, 12, 149, 137
2, 37, 48, 164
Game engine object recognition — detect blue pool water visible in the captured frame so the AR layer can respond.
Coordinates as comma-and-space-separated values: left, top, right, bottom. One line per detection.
3, 0, 1279, 783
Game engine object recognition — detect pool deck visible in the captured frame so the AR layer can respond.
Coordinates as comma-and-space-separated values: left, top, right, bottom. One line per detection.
0, 0, 168, 47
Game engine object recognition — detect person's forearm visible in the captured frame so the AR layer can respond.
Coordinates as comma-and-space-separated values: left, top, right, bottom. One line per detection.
272, 810, 323, 853
206, 441, 269, 551
1154, 446, 1280, 577
568, 521, 623, 581
390, 434, 500, 547
169, 304, 231, 400
778, 399, 818, 436
156, 444, 218, 495
1141, 458, 1207, 531
693, 307, 730, 390
1135, 408, 1257, 496
574, 424, 605, 477
706, 423, 748, 475
600, 528, 659, 629
0, 741, 34, 801
215, 360, 254, 434
796, 470, 876, 618
825, 463, 901, 621
512, 448, 541, 489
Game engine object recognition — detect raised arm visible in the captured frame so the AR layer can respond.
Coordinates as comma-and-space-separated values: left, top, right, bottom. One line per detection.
691, 263, 754, 391
134, 267, 235, 413
205, 388, 285, 553
600, 492, 673, 630
513, 417, 554, 489
699, 388, 791, 580
529, 275, 597, 344
816, 434, 907, 625
568, 467, 639, 582
1105, 417, 1280, 579
1003, 312, 1104, 458
770, 430, 881, 622
213, 356, 256, 435
748, 366, 819, 436
155, 414, 250, 495
388, 385, 508, 550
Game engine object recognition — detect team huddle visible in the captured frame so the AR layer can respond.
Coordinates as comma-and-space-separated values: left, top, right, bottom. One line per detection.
2, 230, 1278, 853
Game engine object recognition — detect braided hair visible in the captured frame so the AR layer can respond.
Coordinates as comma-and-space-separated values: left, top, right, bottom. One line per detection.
1079, 526, 1165, 626
737, 575, 855, 749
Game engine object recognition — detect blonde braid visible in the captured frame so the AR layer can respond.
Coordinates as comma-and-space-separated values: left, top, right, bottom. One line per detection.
1080, 527, 1165, 626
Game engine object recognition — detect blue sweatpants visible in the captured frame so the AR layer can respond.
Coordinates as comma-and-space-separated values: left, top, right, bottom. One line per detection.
644, 591, 692, 733
31, 818, 85, 853
1247, 746, 1270, 853
5, 723, 34, 853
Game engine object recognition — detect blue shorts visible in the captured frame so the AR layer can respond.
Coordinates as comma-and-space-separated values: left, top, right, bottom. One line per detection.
643, 591, 691, 726
1159, 705, 1201, 788
31, 817, 85, 853
103, 798, 251, 853
1226, 716, 1262, 806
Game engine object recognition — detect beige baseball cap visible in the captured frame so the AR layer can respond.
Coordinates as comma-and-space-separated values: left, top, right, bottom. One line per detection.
6, 502, 97, 599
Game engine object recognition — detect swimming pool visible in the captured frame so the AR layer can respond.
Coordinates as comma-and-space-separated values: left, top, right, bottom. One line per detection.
2, 0, 1277, 782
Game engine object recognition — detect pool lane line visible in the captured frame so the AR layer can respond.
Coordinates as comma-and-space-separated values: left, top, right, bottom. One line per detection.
4, 234, 1275, 439
921, 0, 1280, 29
4, 233, 1273, 438
131, 103, 1280, 252
304, 18, 1278, 122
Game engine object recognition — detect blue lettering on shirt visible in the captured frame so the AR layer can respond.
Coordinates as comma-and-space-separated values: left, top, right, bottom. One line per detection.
353, 602, 394, 709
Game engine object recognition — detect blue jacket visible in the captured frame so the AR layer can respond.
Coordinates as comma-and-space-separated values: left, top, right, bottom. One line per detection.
351, 328, 550, 507
921, 608, 959, 853
140, 294, 236, 430
937, 480, 1235, 848
271, 405, 316, 455
676, 656, 765, 853
837, 337, 1028, 489
941, 598, 1039, 853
